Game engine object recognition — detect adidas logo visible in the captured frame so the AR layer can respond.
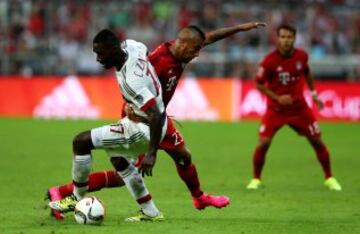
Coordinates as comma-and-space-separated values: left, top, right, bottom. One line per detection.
167, 78, 218, 120
33, 76, 100, 119
239, 89, 266, 117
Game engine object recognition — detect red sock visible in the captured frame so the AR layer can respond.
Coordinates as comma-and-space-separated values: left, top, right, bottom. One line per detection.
314, 142, 332, 178
176, 163, 203, 198
89, 170, 123, 191
58, 183, 73, 197
253, 146, 267, 179
136, 194, 152, 205
57, 170, 123, 197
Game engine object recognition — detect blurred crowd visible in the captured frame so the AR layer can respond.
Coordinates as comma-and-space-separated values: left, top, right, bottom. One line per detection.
1, 0, 359, 80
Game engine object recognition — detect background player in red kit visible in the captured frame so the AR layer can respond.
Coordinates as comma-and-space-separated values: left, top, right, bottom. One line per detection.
246, 24, 342, 191
47, 22, 266, 220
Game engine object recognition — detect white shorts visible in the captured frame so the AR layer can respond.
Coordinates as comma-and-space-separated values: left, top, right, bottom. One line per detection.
91, 117, 167, 159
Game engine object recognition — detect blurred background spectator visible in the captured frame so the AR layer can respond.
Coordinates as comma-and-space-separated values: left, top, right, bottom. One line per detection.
0, 0, 359, 80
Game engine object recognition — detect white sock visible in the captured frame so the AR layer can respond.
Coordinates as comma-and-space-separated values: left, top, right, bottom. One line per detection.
72, 154, 92, 200
117, 164, 160, 217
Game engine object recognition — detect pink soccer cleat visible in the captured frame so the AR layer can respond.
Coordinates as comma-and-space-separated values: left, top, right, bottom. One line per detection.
192, 193, 230, 210
46, 186, 65, 220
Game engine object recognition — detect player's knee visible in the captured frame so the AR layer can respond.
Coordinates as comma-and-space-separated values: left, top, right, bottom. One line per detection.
175, 148, 192, 167
73, 131, 93, 155
309, 137, 323, 149
110, 157, 130, 172
258, 138, 271, 150
181, 155, 192, 167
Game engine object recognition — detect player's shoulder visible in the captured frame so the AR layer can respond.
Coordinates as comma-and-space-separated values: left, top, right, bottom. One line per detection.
149, 40, 174, 62
123, 39, 147, 51
294, 48, 309, 59
122, 39, 148, 62
150, 41, 169, 54
262, 49, 278, 65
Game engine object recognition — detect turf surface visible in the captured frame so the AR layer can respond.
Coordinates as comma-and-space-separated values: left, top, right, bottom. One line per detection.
0, 118, 359, 234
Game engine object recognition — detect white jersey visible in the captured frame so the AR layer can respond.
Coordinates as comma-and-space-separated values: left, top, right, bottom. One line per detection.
90, 40, 167, 159
115, 39, 165, 118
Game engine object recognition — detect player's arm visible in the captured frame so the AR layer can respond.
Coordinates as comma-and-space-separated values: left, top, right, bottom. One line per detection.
255, 63, 292, 106
303, 53, 324, 110
126, 57, 165, 176
256, 82, 277, 101
304, 73, 324, 110
203, 21, 266, 46
256, 82, 292, 105
141, 104, 166, 177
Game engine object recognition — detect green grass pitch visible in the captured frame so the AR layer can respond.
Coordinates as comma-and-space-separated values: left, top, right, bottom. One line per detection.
0, 118, 359, 234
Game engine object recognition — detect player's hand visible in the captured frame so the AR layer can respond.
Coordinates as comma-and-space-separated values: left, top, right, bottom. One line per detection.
241, 22, 267, 30
125, 104, 149, 123
277, 94, 293, 105
313, 96, 324, 110
139, 153, 157, 177
124, 104, 136, 119
254, 22, 267, 28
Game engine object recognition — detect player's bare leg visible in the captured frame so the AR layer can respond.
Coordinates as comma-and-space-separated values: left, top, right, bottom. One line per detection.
165, 146, 230, 210
49, 131, 94, 212
307, 136, 341, 191
247, 137, 272, 190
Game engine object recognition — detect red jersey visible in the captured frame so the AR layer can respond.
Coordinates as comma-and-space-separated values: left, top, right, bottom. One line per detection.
255, 48, 310, 114
148, 40, 186, 107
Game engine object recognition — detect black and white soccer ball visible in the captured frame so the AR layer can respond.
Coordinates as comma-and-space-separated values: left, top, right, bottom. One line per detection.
74, 196, 105, 225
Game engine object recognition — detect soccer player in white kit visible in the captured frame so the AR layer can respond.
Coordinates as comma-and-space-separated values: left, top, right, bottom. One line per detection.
49, 29, 167, 222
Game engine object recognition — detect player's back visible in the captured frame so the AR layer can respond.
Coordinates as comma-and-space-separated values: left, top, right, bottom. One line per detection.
148, 41, 186, 107
116, 39, 164, 118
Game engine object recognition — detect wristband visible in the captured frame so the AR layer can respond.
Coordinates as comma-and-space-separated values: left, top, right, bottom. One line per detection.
311, 90, 317, 97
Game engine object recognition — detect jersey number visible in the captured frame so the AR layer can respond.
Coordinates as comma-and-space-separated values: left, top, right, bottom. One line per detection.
308, 122, 320, 136
172, 131, 183, 146
134, 59, 160, 96
110, 123, 124, 134
166, 76, 177, 91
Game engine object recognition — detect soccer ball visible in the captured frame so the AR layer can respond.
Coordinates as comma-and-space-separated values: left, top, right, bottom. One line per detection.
74, 196, 105, 225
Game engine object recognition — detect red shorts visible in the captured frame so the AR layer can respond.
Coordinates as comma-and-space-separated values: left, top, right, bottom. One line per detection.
259, 107, 321, 138
133, 117, 184, 168
159, 117, 185, 150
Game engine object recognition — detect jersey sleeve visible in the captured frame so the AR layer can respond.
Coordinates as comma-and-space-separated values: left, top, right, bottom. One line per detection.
255, 57, 272, 84
149, 55, 165, 79
124, 76, 157, 112
148, 44, 168, 79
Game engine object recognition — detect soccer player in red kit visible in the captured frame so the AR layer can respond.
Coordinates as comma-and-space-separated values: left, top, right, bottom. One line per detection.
246, 24, 341, 191
47, 22, 266, 220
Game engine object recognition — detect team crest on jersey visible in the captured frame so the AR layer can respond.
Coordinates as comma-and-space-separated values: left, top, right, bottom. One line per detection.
276, 66, 283, 72
296, 61, 302, 70
279, 72, 290, 85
